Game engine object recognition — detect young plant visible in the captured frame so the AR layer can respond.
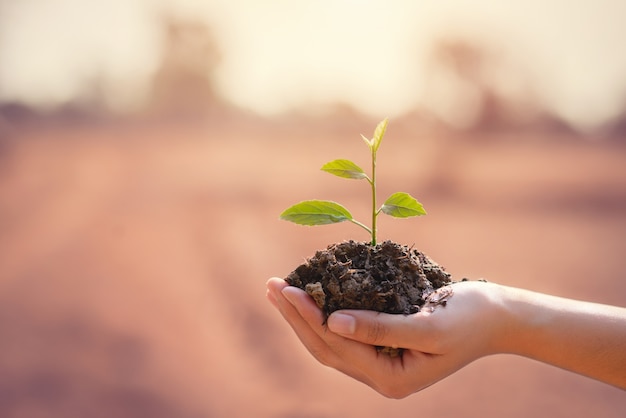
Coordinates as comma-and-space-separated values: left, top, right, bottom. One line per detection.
280, 118, 426, 246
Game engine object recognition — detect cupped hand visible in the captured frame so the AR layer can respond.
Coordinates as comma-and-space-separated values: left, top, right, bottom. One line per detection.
266, 277, 508, 398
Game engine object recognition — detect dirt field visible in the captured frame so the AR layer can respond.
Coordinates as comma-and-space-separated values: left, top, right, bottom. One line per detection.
1, 117, 625, 417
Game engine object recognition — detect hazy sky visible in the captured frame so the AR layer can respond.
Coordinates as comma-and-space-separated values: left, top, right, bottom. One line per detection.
1, 0, 625, 130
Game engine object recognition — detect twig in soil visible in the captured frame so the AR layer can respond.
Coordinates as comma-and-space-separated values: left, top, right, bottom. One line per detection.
422, 285, 454, 313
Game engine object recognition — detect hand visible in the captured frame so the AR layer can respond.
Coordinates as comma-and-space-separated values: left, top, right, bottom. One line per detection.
266, 277, 508, 398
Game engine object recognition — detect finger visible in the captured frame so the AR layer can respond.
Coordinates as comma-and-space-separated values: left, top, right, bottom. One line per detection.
276, 285, 380, 386
266, 277, 289, 308
327, 310, 435, 352
268, 279, 350, 367
266, 289, 278, 309
280, 286, 416, 383
266, 279, 283, 310
280, 286, 359, 363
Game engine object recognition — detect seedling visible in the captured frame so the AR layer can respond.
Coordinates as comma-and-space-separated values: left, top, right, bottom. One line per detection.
280, 118, 427, 246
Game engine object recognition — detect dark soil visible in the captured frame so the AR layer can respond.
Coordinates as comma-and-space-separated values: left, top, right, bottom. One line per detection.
285, 240, 453, 356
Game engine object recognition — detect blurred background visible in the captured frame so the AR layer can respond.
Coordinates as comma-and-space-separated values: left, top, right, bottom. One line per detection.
1, 1, 625, 417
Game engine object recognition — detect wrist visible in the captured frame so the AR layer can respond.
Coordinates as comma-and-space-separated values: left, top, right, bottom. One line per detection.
490, 284, 554, 357
444, 281, 521, 357
478, 283, 522, 356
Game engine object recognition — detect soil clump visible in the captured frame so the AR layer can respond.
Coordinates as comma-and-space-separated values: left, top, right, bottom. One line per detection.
285, 240, 453, 355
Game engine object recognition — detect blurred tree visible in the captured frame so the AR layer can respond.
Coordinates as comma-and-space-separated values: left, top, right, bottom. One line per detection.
148, 15, 222, 119
605, 89, 626, 140
421, 36, 547, 133
607, 112, 626, 141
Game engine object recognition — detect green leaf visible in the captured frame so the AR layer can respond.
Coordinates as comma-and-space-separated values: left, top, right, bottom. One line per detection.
280, 200, 353, 225
321, 159, 369, 180
380, 192, 427, 218
360, 134, 373, 148
371, 118, 388, 153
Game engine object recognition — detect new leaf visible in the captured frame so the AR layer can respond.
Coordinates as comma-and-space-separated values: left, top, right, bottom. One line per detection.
321, 159, 369, 180
371, 118, 388, 153
360, 118, 388, 153
381, 192, 427, 218
280, 200, 353, 225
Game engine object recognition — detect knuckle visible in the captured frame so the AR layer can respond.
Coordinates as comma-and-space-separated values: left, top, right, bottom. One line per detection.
307, 339, 346, 368
325, 340, 347, 360
365, 318, 389, 345
307, 343, 334, 367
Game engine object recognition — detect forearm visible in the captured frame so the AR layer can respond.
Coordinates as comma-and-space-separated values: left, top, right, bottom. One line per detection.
498, 285, 626, 389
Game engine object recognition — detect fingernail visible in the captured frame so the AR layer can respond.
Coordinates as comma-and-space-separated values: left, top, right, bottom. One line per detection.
328, 313, 356, 335
281, 286, 299, 305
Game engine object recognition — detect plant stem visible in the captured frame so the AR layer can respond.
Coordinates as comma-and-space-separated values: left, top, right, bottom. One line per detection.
349, 218, 372, 236
370, 147, 377, 246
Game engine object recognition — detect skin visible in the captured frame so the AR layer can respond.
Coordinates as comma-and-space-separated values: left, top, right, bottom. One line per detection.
266, 277, 626, 399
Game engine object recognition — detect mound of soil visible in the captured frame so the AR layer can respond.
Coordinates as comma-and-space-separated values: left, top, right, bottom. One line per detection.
285, 240, 453, 356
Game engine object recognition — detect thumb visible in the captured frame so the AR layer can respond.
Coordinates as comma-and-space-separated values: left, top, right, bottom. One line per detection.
327, 310, 426, 349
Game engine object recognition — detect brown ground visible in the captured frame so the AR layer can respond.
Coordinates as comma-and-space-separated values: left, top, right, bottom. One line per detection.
285, 240, 452, 317
1, 118, 625, 417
